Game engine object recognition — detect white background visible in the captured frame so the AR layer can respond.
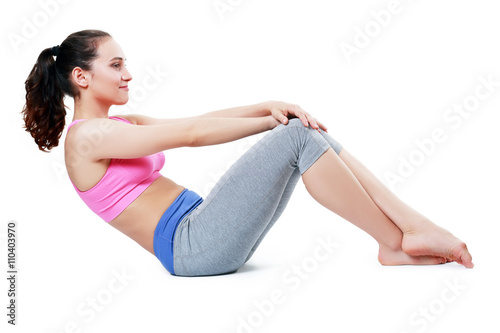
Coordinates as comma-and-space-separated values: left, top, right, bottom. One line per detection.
1, 0, 499, 332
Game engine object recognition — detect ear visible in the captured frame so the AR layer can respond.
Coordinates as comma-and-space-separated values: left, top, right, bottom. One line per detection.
71, 67, 90, 88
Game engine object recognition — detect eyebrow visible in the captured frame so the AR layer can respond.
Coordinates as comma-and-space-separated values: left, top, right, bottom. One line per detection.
109, 57, 126, 62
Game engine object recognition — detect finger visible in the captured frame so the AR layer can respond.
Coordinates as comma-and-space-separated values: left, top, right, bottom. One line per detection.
316, 119, 328, 132
290, 104, 309, 127
304, 113, 320, 130
295, 112, 309, 127
272, 108, 289, 124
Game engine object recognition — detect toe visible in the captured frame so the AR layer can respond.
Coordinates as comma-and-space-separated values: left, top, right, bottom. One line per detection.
452, 242, 474, 268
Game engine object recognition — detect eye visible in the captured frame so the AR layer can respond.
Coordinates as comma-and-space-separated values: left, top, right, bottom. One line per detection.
112, 63, 121, 69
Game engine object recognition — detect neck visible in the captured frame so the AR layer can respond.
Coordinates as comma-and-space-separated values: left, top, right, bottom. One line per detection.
73, 96, 111, 120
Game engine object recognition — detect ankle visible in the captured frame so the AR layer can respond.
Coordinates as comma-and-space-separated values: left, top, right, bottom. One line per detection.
401, 218, 435, 235
379, 237, 403, 253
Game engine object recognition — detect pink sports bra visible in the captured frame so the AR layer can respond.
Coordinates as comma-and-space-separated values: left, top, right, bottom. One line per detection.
67, 116, 165, 222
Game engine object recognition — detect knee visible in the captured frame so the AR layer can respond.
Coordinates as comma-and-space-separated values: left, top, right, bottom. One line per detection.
274, 118, 303, 127
280, 118, 321, 137
285, 118, 306, 127
283, 118, 323, 133
274, 117, 320, 143
275, 118, 313, 134
280, 117, 343, 155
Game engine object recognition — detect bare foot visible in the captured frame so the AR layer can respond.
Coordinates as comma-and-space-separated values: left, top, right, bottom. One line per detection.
401, 222, 474, 268
378, 244, 447, 266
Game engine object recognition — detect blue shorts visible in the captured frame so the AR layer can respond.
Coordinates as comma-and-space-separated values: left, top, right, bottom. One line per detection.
153, 188, 204, 275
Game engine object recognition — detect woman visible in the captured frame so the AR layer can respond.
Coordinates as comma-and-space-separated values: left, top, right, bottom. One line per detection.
22, 30, 473, 277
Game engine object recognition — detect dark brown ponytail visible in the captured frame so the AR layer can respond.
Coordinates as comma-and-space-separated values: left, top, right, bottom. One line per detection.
22, 30, 111, 151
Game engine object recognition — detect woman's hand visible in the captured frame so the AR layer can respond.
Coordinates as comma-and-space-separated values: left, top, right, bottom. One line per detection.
266, 115, 282, 130
264, 100, 328, 133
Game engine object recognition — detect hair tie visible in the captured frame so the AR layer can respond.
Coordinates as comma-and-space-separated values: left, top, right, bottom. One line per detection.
51, 45, 60, 57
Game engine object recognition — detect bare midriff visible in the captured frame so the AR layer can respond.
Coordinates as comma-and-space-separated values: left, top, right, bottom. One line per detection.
108, 176, 186, 255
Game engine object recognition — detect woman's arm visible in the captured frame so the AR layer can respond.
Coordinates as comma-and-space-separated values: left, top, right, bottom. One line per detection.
197, 101, 271, 118
70, 116, 278, 161
190, 116, 277, 147
120, 101, 272, 125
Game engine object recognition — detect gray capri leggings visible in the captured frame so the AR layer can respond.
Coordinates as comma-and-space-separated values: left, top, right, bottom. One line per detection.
172, 118, 342, 276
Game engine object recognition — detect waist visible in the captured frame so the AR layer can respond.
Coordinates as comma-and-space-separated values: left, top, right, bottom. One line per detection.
153, 188, 203, 273
107, 177, 185, 255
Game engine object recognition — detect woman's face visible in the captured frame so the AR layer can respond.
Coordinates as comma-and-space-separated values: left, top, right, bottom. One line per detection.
86, 38, 132, 107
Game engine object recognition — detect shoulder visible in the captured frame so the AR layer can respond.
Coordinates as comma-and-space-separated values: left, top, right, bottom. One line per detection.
65, 118, 124, 149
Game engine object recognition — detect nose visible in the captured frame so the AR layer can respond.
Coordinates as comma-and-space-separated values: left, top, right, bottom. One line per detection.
122, 67, 133, 82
